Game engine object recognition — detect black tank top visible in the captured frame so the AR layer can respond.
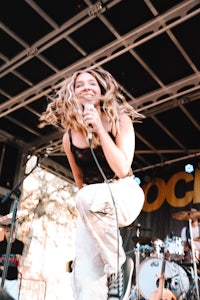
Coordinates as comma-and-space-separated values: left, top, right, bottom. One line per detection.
69, 130, 115, 184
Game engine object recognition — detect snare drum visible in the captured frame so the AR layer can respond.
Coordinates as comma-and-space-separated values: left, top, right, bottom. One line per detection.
164, 236, 184, 261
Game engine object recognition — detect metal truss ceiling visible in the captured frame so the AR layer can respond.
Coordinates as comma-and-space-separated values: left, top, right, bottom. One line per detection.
0, 0, 200, 183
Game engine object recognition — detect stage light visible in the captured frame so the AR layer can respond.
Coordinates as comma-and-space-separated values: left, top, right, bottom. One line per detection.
185, 163, 194, 173
134, 176, 141, 185
88, 1, 103, 16
144, 175, 151, 182
25, 155, 38, 174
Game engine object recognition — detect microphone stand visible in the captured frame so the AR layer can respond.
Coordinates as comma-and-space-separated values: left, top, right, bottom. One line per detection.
188, 218, 200, 300
0, 155, 39, 288
135, 227, 141, 300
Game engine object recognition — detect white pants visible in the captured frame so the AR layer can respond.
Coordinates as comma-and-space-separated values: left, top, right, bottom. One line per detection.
71, 176, 144, 300
0, 278, 19, 300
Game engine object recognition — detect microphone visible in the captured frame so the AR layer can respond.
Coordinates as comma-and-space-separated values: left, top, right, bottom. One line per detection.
88, 124, 93, 143
84, 103, 94, 144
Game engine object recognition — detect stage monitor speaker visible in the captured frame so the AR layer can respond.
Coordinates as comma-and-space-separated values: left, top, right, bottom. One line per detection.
0, 142, 20, 216
0, 197, 14, 216
0, 142, 20, 190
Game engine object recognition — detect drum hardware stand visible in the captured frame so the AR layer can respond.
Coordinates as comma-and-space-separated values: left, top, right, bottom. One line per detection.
126, 227, 142, 299
188, 218, 200, 300
134, 242, 141, 300
134, 227, 142, 300
126, 224, 152, 299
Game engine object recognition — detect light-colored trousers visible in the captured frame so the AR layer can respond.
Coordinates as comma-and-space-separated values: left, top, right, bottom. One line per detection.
71, 176, 144, 300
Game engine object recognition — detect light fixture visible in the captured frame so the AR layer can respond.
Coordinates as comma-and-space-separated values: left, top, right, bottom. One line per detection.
144, 175, 151, 182
185, 163, 194, 173
88, 1, 103, 17
134, 176, 141, 185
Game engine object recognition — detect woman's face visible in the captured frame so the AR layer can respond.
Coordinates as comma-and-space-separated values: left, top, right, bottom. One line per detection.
74, 72, 101, 105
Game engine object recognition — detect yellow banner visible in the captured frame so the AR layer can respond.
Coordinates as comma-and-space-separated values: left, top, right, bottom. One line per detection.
142, 168, 200, 212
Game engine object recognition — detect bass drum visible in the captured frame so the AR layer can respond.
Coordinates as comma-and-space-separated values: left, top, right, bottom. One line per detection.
137, 257, 189, 300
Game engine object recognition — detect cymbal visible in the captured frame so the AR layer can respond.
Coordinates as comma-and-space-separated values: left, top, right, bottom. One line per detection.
132, 236, 152, 244
127, 224, 151, 231
151, 238, 163, 244
0, 210, 28, 225
172, 210, 200, 221
194, 237, 200, 242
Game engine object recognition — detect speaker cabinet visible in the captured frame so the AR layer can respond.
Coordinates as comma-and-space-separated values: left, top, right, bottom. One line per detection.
0, 143, 20, 215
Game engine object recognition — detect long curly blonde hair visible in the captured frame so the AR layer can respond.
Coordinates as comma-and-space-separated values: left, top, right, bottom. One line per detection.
39, 67, 144, 147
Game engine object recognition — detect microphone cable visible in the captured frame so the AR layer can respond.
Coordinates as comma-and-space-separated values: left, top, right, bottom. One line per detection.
88, 135, 121, 292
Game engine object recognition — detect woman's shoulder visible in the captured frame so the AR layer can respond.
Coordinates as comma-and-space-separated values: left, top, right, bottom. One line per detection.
63, 130, 70, 143
119, 112, 132, 122
62, 130, 72, 154
118, 113, 134, 132
63, 129, 89, 148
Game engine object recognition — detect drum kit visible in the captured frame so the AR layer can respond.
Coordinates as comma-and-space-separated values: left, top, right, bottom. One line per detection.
127, 210, 200, 300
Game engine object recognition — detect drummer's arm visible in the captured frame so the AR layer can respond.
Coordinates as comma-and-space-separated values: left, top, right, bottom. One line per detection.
181, 227, 190, 252
183, 242, 190, 253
